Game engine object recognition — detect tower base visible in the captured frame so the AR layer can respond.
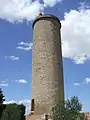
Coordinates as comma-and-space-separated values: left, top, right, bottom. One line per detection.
26, 113, 52, 120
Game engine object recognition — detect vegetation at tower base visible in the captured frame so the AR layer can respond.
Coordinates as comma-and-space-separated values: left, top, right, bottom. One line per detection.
0, 88, 5, 104
0, 88, 5, 119
1, 103, 26, 120
52, 96, 84, 120
0, 88, 26, 120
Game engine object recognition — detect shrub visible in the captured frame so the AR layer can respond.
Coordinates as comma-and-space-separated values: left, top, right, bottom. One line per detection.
52, 96, 84, 120
1, 103, 25, 120
0, 88, 5, 119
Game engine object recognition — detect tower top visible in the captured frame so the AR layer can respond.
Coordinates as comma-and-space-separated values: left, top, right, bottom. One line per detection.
32, 13, 61, 29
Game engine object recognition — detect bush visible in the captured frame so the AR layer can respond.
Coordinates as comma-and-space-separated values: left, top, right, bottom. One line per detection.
0, 104, 6, 119
0, 88, 5, 119
52, 96, 84, 120
1, 103, 25, 120
0, 88, 5, 104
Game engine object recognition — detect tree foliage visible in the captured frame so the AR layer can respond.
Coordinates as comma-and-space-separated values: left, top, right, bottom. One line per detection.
1, 103, 25, 120
0, 88, 26, 120
52, 96, 84, 120
0, 88, 5, 119
18, 104, 26, 120
0, 88, 5, 104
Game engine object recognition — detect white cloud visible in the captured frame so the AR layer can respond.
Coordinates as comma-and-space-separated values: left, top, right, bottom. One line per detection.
84, 78, 90, 84
5, 56, 19, 60
15, 79, 27, 84
16, 7, 90, 64
78, 1, 90, 10
61, 8, 90, 64
1, 80, 5, 83
16, 4, 90, 64
4, 99, 31, 115
0, 83, 8, 87
0, 0, 62, 23
16, 41, 33, 51
73, 82, 80, 86
43, 0, 62, 7
1, 1, 90, 64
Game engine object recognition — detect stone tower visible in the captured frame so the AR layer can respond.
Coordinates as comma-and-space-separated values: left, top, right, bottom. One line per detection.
31, 13, 64, 119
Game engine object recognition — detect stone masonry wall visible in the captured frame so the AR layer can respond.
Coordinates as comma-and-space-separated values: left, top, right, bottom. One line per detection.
32, 15, 64, 115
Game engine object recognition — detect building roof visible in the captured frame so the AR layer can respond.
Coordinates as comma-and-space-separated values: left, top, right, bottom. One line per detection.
32, 13, 61, 28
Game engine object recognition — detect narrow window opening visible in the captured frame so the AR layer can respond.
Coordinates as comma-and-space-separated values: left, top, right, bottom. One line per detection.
31, 99, 34, 114
45, 114, 48, 120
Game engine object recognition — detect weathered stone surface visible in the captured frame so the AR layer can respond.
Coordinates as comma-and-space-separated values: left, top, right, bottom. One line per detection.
31, 14, 64, 115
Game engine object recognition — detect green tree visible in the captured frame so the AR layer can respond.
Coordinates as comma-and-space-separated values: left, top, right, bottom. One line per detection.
0, 88, 5, 119
1, 103, 25, 120
18, 104, 26, 120
0, 88, 5, 104
0, 107, 9, 120
52, 96, 84, 120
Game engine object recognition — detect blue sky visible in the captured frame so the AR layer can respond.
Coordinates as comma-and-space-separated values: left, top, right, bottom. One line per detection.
0, 0, 90, 114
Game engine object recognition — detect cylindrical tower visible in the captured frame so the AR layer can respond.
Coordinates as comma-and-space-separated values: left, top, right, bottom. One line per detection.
32, 14, 64, 116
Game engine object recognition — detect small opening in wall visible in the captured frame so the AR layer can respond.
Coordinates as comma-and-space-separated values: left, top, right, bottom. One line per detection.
31, 99, 34, 113
85, 116, 88, 120
45, 114, 48, 120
